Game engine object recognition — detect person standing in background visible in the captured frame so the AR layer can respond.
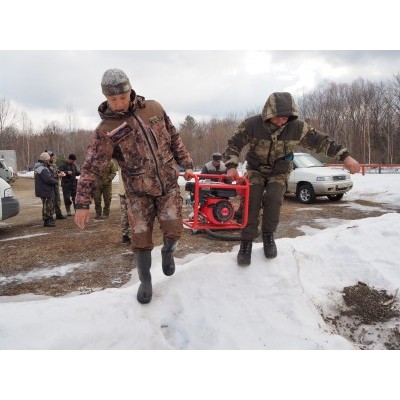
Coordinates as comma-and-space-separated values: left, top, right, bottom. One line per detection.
201, 152, 227, 177
94, 159, 117, 219
59, 154, 80, 216
46, 150, 67, 220
34, 152, 59, 227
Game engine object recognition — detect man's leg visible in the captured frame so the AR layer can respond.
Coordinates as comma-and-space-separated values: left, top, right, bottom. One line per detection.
261, 177, 287, 259
62, 185, 72, 215
43, 197, 55, 227
102, 184, 112, 217
55, 184, 66, 219
119, 194, 130, 243
71, 184, 77, 211
94, 187, 102, 218
157, 186, 183, 276
237, 183, 264, 265
126, 195, 156, 304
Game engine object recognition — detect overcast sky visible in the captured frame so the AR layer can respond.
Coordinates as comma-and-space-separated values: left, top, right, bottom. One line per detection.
1, 1, 398, 132
1, 50, 400, 131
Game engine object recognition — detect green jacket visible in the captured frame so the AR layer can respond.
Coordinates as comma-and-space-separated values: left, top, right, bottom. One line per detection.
100, 159, 117, 185
223, 92, 349, 175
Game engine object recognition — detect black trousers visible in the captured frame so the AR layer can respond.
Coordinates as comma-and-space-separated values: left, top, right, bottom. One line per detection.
61, 183, 77, 210
240, 180, 286, 241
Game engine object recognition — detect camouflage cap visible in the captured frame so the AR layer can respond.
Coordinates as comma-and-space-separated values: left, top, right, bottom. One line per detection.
101, 69, 132, 96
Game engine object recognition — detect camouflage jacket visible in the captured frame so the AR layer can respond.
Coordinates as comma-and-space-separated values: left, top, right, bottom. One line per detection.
75, 91, 193, 208
223, 92, 350, 175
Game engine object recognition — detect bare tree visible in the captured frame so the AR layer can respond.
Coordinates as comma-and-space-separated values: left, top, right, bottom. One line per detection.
0, 97, 18, 148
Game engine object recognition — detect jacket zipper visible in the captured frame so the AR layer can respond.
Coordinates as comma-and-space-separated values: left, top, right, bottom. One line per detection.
132, 113, 165, 195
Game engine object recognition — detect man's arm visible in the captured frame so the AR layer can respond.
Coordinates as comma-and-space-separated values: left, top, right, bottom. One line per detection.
163, 110, 194, 171
74, 130, 114, 228
299, 122, 360, 173
223, 121, 249, 170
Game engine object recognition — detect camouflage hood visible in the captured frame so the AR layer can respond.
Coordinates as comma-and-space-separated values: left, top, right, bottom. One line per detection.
261, 92, 299, 122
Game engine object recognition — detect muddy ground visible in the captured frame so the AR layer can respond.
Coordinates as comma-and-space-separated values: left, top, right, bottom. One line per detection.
1, 177, 399, 349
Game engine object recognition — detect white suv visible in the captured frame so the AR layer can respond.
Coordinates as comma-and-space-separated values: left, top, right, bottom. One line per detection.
0, 177, 20, 220
286, 153, 353, 204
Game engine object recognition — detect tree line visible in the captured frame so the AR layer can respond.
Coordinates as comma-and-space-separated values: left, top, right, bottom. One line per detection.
1, 75, 400, 171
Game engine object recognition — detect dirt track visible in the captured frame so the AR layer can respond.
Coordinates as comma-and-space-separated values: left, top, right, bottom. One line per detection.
0, 177, 390, 297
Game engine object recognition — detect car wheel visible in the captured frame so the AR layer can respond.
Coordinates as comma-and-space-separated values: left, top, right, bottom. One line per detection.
327, 194, 344, 201
297, 183, 315, 204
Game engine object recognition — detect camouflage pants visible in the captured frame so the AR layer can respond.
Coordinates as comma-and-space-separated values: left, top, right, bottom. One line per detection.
119, 194, 130, 236
41, 197, 55, 220
54, 183, 62, 215
94, 183, 113, 216
241, 170, 288, 240
126, 186, 183, 251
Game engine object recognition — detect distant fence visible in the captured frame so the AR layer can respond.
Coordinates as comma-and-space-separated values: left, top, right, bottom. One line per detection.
326, 163, 400, 175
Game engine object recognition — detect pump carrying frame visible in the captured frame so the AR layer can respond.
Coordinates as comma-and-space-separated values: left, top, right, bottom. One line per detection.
181, 173, 249, 231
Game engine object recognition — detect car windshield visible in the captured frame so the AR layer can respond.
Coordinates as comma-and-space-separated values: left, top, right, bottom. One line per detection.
293, 154, 324, 168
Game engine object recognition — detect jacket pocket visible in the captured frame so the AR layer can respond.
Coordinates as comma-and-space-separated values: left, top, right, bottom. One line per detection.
272, 159, 293, 175
164, 157, 179, 184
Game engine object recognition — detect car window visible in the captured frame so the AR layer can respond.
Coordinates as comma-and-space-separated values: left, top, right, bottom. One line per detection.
293, 154, 324, 168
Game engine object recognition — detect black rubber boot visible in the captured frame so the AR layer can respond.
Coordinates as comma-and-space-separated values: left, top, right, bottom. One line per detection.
262, 232, 278, 259
122, 235, 131, 244
66, 207, 72, 216
136, 251, 152, 304
237, 240, 252, 266
43, 218, 56, 227
56, 213, 67, 220
161, 237, 177, 276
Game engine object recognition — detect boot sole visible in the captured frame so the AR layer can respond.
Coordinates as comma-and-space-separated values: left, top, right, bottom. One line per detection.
265, 254, 277, 259
162, 267, 175, 276
137, 296, 152, 304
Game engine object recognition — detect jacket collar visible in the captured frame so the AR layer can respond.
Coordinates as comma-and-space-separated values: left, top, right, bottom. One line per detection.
98, 90, 146, 120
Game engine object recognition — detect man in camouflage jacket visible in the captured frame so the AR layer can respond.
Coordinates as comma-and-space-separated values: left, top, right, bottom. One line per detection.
75, 69, 193, 304
223, 92, 360, 266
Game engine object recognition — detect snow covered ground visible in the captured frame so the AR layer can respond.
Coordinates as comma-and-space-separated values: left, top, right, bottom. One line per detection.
2, 173, 400, 398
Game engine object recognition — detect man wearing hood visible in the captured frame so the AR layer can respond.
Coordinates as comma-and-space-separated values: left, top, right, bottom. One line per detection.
74, 69, 194, 304
223, 92, 360, 266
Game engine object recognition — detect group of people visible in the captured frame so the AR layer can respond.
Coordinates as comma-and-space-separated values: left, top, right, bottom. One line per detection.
34, 151, 125, 227
34, 152, 80, 227
71, 68, 360, 304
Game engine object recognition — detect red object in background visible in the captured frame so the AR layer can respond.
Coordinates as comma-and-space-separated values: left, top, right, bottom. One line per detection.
182, 174, 249, 231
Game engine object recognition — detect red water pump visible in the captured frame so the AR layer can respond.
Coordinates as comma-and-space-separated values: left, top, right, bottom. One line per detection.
182, 174, 249, 231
